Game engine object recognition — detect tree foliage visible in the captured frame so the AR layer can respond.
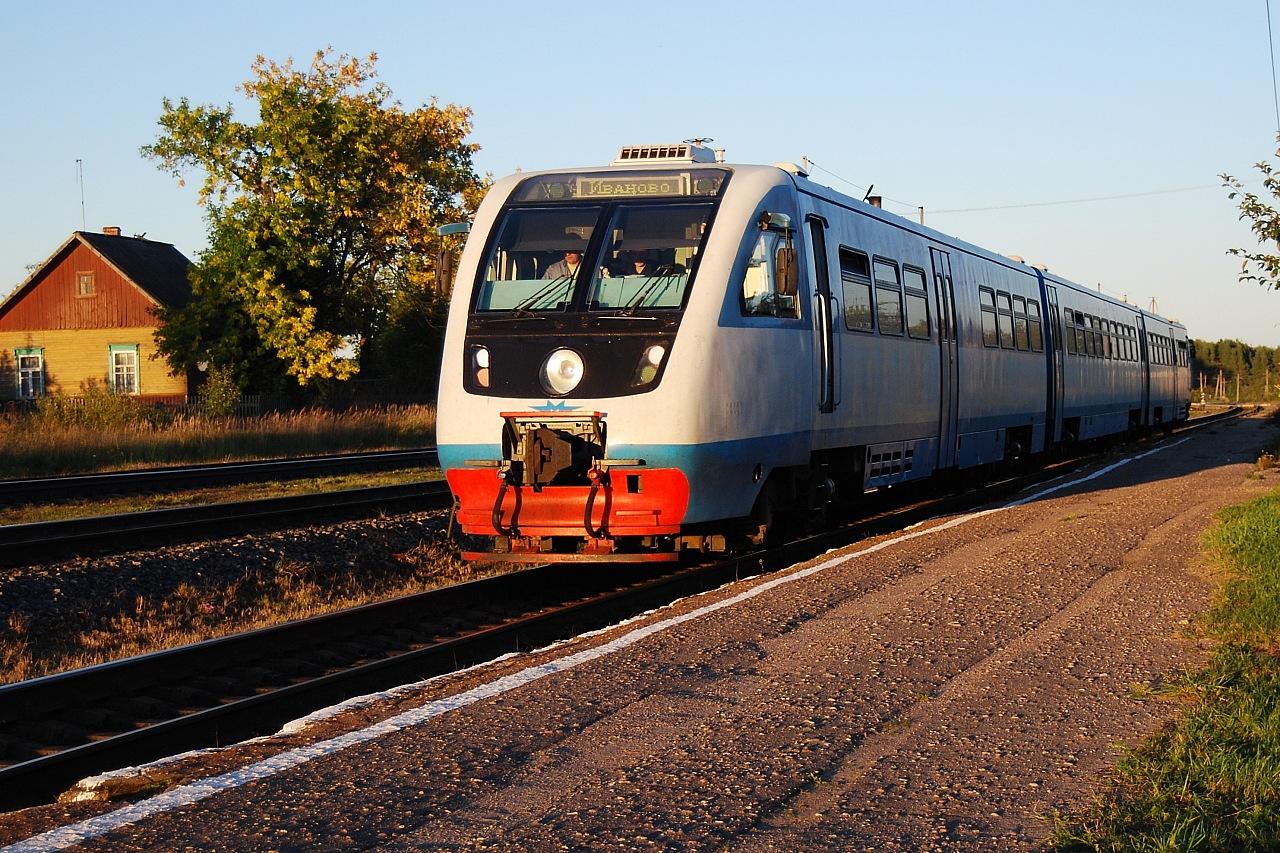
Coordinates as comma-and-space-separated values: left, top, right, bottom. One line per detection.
144, 49, 484, 387
1223, 140, 1280, 290
1192, 338, 1280, 401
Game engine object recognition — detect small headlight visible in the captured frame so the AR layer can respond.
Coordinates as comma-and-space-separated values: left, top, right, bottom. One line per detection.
540, 348, 584, 395
632, 343, 667, 387
472, 346, 490, 388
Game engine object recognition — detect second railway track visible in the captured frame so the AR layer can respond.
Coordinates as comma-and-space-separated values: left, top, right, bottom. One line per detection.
0, 481, 453, 567
0, 448, 440, 506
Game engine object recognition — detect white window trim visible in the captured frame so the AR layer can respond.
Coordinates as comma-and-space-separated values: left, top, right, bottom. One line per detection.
108, 344, 140, 395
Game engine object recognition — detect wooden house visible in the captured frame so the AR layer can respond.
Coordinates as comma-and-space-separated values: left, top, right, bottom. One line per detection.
0, 228, 193, 401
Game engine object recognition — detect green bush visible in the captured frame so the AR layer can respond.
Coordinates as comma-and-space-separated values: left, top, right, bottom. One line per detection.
197, 365, 240, 418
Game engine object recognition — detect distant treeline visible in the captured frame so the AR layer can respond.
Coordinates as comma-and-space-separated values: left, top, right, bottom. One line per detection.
1191, 339, 1280, 402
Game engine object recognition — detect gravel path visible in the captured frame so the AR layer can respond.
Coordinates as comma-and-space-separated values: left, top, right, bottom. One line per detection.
1, 414, 1274, 851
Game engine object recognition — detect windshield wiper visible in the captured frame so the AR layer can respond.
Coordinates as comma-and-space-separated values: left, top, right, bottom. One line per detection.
621, 268, 678, 316
510, 275, 574, 314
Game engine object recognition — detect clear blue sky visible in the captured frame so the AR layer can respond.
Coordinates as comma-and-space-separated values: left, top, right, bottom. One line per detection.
3, 0, 1277, 347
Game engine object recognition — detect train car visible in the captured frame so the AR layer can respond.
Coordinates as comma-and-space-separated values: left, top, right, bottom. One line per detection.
436, 143, 1190, 562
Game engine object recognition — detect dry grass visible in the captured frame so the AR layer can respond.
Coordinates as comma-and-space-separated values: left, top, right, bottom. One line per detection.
0, 405, 437, 478
0, 539, 506, 685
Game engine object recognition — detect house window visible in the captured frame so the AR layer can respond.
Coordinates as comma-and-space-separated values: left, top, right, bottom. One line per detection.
16, 347, 43, 398
109, 344, 139, 394
76, 271, 96, 297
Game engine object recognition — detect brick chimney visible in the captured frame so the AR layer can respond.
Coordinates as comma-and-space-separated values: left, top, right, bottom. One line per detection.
102, 226, 122, 237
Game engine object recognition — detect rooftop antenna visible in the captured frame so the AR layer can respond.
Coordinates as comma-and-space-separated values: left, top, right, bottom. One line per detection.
1149, 296, 1159, 313
862, 183, 875, 202
75, 159, 86, 231
683, 136, 714, 148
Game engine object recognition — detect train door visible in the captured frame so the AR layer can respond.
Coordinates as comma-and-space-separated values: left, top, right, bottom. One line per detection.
807, 215, 838, 414
1136, 313, 1151, 425
1044, 283, 1064, 444
929, 249, 958, 468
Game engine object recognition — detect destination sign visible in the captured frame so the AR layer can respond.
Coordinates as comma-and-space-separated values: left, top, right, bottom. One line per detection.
575, 174, 690, 198
512, 169, 727, 203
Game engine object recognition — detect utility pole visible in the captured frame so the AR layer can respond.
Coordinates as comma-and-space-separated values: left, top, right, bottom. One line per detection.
1236, 373, 1241, 403
75, 159, 86, 231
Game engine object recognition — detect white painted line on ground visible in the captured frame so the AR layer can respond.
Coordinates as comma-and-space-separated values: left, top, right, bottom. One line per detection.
3, 437, 1191, 852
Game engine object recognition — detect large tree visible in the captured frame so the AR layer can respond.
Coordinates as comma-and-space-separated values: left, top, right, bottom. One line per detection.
144, 49, 483, 387
1223, 140, 1280, 291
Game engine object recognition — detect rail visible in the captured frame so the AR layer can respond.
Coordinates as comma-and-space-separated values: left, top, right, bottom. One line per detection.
0, 448, 440, 506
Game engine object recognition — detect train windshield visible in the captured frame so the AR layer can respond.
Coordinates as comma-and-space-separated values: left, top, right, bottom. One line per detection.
472, 168, 727, 314
473, 202, 715, 313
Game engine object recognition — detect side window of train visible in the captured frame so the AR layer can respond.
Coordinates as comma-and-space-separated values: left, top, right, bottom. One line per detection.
1064, 308, 1077, 355
995, 291, 1015, 348
1177, 339, 1188, 366
1012, 295, 1030, 351
980, 287, 999, 347
873, 259, 904, 335
1103, 321, 1114, 359
740, 226, 800, 319
903, 266, 930, 339
1027, 300, 1043, 351
839, 249, 874, 331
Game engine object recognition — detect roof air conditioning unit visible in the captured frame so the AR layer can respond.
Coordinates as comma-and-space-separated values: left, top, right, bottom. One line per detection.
612, 144, 717, 165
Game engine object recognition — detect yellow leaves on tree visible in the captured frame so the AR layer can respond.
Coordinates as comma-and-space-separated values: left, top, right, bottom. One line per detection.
144, 48, 485, 387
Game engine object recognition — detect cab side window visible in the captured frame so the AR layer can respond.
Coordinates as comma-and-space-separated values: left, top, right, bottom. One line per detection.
740, 229, 799, 318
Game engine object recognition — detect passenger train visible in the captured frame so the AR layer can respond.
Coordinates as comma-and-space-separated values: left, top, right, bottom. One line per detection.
436, 143, 1190, 562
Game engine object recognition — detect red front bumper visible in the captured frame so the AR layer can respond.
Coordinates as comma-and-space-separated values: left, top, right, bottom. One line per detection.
447, 468, 690, 538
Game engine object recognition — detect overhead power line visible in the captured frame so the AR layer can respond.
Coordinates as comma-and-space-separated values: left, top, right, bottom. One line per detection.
802, 156, 1221, 219
931, 184, 1221, 214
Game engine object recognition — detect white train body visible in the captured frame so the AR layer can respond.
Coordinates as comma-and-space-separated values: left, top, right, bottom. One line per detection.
436, 145, 1189, 560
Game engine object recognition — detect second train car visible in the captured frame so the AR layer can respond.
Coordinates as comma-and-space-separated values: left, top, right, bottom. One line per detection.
436, 143, 1190, 561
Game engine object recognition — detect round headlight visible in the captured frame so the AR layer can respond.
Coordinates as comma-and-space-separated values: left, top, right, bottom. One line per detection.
473, 346, 490, 369
644, 344, 666, 366
540, 348, 584, 395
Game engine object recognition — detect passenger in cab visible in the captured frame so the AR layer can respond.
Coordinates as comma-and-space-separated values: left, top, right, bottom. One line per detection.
543, 248, 583, 279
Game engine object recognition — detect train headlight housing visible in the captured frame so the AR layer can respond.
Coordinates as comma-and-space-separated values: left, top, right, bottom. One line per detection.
631, 344, 667, 387
540, 348, 584, 395
471, 346, 490, 388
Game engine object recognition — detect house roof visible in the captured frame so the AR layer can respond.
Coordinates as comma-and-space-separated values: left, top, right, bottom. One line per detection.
0, 231, 193, 318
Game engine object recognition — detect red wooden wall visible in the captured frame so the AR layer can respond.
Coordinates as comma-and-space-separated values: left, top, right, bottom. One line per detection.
0, 243, 160, 331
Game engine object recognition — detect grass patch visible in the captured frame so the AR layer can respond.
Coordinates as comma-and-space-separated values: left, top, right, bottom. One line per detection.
1053, 486, 1280, 851
0, 404, 436, 478
0, 468, 442, 526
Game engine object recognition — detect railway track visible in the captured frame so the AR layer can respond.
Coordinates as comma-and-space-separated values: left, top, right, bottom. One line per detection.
0, 481, 453, 567
0, 410, 1242, 812
0, 448, 439, 506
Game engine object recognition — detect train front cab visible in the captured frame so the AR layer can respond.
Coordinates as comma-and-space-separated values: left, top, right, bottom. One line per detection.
438, 157, 815, 562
